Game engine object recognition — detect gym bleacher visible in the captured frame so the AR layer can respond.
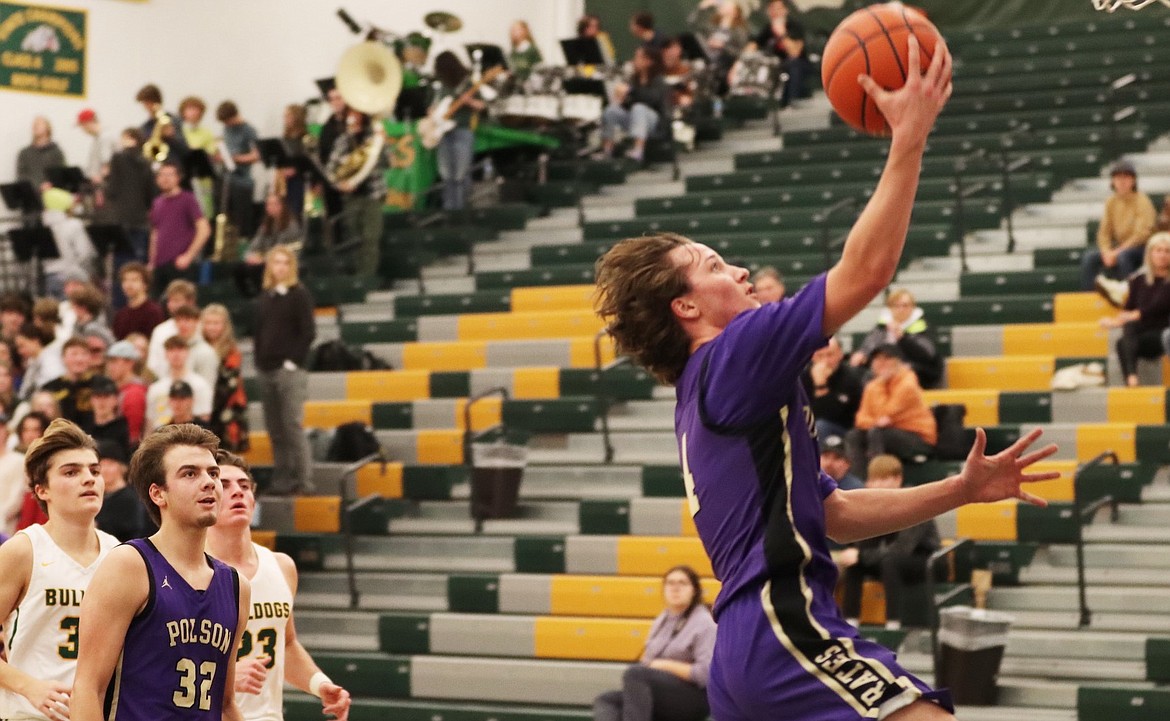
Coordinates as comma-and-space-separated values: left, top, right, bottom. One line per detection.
225, 10, 1170, 721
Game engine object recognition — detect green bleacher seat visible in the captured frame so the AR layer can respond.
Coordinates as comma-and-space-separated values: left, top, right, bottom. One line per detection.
546, 158, 631, 185
919, 297, 1054, 325
394, 291, 511, 318
959, 268, 1081, 297
340, 319, 420, 345
1016, 503, 1077, 544
476, 267, 595, 290
311, 652, 411, 698
1077, 687, 1170, 721
447, 574, 500, 613
558, 367, 658, 401
640, 466, 683, 497
502, 398, 601, 434
579, 500, 632, 535
1147, 638, 1170, 683
999, 391, 1053, 424
514, 537, 566, 573
305, 276, 378, 305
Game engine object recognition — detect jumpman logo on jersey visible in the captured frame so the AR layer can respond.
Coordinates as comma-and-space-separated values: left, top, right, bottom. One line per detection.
162, 575, 173, 590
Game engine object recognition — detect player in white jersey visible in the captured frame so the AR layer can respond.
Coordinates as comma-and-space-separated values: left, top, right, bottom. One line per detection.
206, 451, 351, 721
0, 419, 119, 721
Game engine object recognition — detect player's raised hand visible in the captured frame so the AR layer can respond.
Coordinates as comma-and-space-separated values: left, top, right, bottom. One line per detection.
858, 34, 952, 146
320, 681, 352, 721
958, 428, 1059, 507
234, 655, 270, 694
27, 680, 70, 720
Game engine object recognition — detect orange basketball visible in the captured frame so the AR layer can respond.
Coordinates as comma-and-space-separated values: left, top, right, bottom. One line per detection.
820, 3, 946, 136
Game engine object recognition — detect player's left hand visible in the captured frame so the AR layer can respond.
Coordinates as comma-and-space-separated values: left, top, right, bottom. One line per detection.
958, 427, 1059, 507
320, 682, 351, 721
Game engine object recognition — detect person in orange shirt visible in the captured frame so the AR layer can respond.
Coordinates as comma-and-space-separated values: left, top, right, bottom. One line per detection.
844, 344, 936, 478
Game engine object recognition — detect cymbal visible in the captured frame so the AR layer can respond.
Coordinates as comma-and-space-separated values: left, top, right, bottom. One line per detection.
424, 11, 462, 33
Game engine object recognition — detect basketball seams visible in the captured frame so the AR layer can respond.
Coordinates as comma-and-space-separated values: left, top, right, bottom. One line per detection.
865, 6, 908, 83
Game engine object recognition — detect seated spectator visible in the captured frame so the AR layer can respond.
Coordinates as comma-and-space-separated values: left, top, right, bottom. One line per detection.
124, 331, 154, 384
68, 284, 115, 348
86, 375, 130, 460
1084, 161, 1156, 305
600, 46, 671, 163
752, 266, 785, 303
629, 11, 668, 50
158, 380, 213, 430
201, 304, 249, 451
30, 298, 65, 374
145, 278, 198, 375
14, 322, 61, 402
592, 565, 715, 721
819, 434, 863, 491
850, 289, 942, 389
802, 336, 862, 441
0, 293, 30, 345
839, 455, 941, 629
94, 437, 153, 542
0, 420, 24, 535
41, 208, 98, 300
79, 327, 111, 375
0, 362, 16, 420
689, 0, 750, 89
147, 304, 217, 389
1101, 231, 1170, 387
113, 262, 165, 340
746, 0, 812, 106
105, 339, 148, 445
145, 336, 212, 431
11, 411, 49, 531
845, 344, 937, 476
235, 194, 303, 297
41, 337, 96, 427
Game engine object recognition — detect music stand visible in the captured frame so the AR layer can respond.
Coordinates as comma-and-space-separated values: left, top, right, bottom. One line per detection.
560, 38, 606, 66
86, 224, 133, 259
185, 149, 215, 180
8, 225, 59, 296
46, 166, 87, 193
676, 32, 710, 62
257, 138, 289, 168
466, 44, 507, 72
0, 181, 42, 214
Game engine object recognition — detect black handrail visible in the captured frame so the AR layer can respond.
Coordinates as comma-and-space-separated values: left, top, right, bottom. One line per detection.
338, 451, 388, 610
462, 385, 510, 469
1073, 450, 1120, 628
594, 328, 631, 464
997, 122, 1032, 254
926, 538, 974, 683
951, 147, 990, 272
816, 197, 857, 272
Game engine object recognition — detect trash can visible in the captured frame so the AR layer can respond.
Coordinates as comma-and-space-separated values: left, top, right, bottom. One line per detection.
470, 428, 529, 523
936, 606, 1013, 706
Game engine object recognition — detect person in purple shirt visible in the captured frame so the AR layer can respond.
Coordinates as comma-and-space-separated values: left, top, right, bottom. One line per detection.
148, 162, 210, 297
596, 39, 1060, 721
593, 565, 716, 721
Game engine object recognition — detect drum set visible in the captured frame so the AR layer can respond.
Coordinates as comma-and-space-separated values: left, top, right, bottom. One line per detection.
493, 64, 623, 126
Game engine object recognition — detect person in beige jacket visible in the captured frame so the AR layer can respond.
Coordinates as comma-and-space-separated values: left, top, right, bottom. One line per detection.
1082, 160, 1156, 305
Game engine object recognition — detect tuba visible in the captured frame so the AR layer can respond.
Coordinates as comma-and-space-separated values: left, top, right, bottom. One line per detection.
327, 41, 403, 188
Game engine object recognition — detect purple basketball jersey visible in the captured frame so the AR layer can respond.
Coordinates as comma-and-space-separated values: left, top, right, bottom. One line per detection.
105, 539, 240, 721
675, 275, 949, 719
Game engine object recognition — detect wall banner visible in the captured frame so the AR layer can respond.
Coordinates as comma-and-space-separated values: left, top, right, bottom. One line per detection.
0, 2, 86, 97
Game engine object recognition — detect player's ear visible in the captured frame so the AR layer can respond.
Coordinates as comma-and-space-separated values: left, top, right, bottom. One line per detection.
671, 294, 699, 320
148, 482, 166, 509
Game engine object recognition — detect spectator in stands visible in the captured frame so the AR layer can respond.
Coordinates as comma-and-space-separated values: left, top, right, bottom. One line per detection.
11, 411, 50, 531
158, 380, 213, 430
32, 297, 65, 368
629, 11, 668, 50
113, 262, 165, 340
600, 46, 671, 163
68, 284, 115, 348
86, 375, 130, 461
105, 340, 147, 445
0, 362, 16, 419
201, 304, 249, 452
80, 327, 111, 375
94, 437, 152, 542
0, 294, 30, 345
690, 0, 750, 88
42, 207, 98, 300
577, 14, 616, 65
254, 246, 315, 495
145, 336, 212, 431
146, 279, 198, 374
15, 322, 62, 402
1084, 161, 1156, 306
41, 337, 96, 427
751, 266, 785, 303
148, 161, 210, 295
845, 344, 937, 477
0, 421, 23, 535
103, 127, 156, 266
850, 288, 942, 389
1101, 231, 1170, 387
15, 115, 65, 190
747, 0, 812, 106
802, 336, 862, 441
235, 193, 303, 297
819, 434, 863, 491
1157, 195, 1170, 232
149, 304, 217, 389
839, 455, 940, 630
592, 565, 716, 721
508, 20, 543, 82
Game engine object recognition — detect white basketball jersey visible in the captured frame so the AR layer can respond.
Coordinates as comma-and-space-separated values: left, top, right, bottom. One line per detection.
0, 524, 118, 720
236, 543, 294, 721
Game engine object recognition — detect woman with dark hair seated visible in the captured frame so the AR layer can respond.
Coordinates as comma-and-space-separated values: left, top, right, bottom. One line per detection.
600, 45, 671, 163
235, 193, 303, 296
592, 565, 716, 721
1101, 231, 1170, 387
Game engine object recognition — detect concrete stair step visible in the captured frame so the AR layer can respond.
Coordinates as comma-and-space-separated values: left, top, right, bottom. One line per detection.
326, 535, 515, 573
1019, 564, 1170, 586
388, 500, 580, 537
296, 572, 448, 612
295, 609, 380, 652
1042, 543, 1170, 569
990, 585, 1170, 616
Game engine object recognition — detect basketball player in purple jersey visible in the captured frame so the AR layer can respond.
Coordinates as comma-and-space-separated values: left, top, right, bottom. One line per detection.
596, 38, 1060, 721
207, 451, 351, 721
71, 424, 252, 721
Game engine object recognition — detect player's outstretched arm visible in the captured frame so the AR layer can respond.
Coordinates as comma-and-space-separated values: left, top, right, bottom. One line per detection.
72, 546, 149, 721
222, 574, 253, 721
823, 35, 952, 336
275, 552, 351, 721
824, 428, 1058, 544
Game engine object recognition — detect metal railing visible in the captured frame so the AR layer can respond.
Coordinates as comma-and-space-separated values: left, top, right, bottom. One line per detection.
925, 538, 975, 682
337, 451, 389, 610
1073, 450, 1120, 628
815, 197, 858, 272
462, 385, 510, 468
593, 328, 630, 464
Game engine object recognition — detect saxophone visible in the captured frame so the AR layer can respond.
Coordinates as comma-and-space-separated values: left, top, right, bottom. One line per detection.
143, 109, 171, 164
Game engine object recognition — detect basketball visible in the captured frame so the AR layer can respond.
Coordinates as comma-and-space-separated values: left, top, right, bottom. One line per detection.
820, 3, 947, 135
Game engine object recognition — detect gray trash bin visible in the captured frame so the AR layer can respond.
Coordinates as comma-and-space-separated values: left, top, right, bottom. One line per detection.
470, 429, 529, 522
936, 606, 1013, 706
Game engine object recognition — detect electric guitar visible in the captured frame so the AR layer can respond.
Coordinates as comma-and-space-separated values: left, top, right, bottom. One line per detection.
418, 66, 504, 150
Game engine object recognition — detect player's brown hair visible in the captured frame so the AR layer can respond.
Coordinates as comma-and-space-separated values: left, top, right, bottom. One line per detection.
26, 418, 97, 514
130, 423, 219, 525
594, 233, 694, 385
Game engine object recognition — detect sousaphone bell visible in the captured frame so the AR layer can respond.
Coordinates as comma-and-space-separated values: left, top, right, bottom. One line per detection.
330, 41, 403, 186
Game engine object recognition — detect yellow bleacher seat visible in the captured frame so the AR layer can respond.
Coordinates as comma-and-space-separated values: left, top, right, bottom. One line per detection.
303, 400, 372, 428
569, 335, 615, 368
1026, 460, 1076, 502
454, 397, 502, 431
1076, 423, 1136, 463
355, 462, 404, 497
548, 576, 722, 618
1053, 292, 1111, 324
401, 341, 488, 372
616, 537, 713, 576
534, 617, 650, 661
956, 501, 1017, 541
946, 356, 1054, 391
1107, 387, 1166, 425
680, 502, 698, 537
251, 529, 277, 550
294, 496, 341, 533
1002, 323, 1108, 357
415, 429, 464, 464
457, 310, 605, 342
346, 370, 431, 402
511, 285, 595, 313
243, 432, 273, 466
860, 580, 887, 626
512, 367, 561, 399
922, 389, 999, 426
